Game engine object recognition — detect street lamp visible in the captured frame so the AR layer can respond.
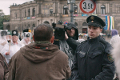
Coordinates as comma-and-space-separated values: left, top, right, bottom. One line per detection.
67, 0, 75, 22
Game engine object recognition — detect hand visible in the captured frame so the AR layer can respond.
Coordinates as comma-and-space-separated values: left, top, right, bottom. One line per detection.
65, 32, 68, 40
6, 51, 10, 55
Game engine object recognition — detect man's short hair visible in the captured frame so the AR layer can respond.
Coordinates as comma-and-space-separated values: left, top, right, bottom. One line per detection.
34, 24, 53, 41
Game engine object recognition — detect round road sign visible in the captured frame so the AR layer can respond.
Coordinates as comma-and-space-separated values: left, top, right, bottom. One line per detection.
79, 0, 96, 14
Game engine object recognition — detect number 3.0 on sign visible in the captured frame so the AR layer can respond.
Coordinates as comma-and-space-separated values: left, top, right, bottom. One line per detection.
79, 0, 96, 14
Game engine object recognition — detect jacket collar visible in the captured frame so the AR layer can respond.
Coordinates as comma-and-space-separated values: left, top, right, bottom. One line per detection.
87, 36, 100, 43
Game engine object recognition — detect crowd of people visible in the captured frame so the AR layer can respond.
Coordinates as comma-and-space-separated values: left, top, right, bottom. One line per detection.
0, 15, 120, 80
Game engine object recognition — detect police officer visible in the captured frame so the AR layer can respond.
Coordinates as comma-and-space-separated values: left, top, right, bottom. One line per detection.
71, 15, 115, 80
1, 30, 22, 63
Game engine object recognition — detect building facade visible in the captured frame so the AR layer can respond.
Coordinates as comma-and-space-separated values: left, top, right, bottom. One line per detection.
3, 0, 120, 34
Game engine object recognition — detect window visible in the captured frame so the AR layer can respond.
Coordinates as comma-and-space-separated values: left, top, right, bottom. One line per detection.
28, 24, 30, 29
92, 9, 97, 14
32, 8, 35, 16
82, 28, 87, 33
32, 24, 35, 30
74, 22, 78, 26
28, 9, 30, 17
15, 13, 17, 19
117, 6, 120, 13
63, 6, 68, 14
32, 24, 35, 27
101, 5, 106, 14
82, 22, 87, 26
25, 10, 26, 17
50, 9, 53, 15
74, 5, 78, 14
82, 22, 87, 33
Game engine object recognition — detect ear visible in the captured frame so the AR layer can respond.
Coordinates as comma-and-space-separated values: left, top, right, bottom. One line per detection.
50, 36, 54, 44
33, 35, 35, 41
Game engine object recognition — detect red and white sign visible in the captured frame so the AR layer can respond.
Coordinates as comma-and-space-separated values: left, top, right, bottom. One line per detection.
79, 0, 96, 14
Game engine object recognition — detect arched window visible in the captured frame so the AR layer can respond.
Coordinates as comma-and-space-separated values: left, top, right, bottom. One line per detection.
15, 13, 17, 19
28, 9, 30, 17
6, 25, 10, 31
74, 22, 78, 26
82, 22, 87, 26
101, 5, 106, 14
50, 9, 53, 15
44, 21, 49, 24
28, 24, 30, 29
32, 24, 35, 27
82, 22, 87, 33
63, 6, 68, 14
32, 8, 35, 16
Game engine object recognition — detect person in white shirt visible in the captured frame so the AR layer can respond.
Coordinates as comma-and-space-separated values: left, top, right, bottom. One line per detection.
20, 32, 31, 46
110, 29, 120, 46
1, 30, 22, 63
77, 33, 85, 43
0, 30, 8, 52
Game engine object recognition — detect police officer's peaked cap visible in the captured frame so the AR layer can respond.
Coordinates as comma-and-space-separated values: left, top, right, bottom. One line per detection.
12, 30, 18, 36
65, 22, 77, 30
1, 31, 7, 36
23, 29, 29, 32
86, 15, 106, 28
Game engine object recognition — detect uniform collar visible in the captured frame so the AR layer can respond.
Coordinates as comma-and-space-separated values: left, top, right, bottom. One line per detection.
87, 36, 100, 43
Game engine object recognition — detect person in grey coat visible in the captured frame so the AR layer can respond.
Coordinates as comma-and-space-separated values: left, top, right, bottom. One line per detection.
54, 22, 80, 69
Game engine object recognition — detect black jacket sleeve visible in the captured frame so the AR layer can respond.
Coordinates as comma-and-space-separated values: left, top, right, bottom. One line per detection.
71, 47, 81, 80
66, 37, 80, 50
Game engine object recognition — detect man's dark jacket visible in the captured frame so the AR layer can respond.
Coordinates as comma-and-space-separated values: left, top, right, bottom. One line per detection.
71, 36, 115, 80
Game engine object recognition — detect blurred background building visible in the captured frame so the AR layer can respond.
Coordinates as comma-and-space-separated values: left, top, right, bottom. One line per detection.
3, 0, 120, 34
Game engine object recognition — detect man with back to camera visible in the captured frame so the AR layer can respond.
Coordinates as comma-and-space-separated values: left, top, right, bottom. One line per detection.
8, 24, 71, 80
71, 15, 115, 80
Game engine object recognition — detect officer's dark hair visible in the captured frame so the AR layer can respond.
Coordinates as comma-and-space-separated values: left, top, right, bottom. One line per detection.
34, 24, 53, 41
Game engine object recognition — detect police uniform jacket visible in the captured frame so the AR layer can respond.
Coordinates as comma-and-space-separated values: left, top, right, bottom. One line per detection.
71, 36, 115, 80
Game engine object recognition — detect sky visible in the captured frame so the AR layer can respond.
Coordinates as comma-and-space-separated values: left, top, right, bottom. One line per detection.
0, 0, 34, 15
